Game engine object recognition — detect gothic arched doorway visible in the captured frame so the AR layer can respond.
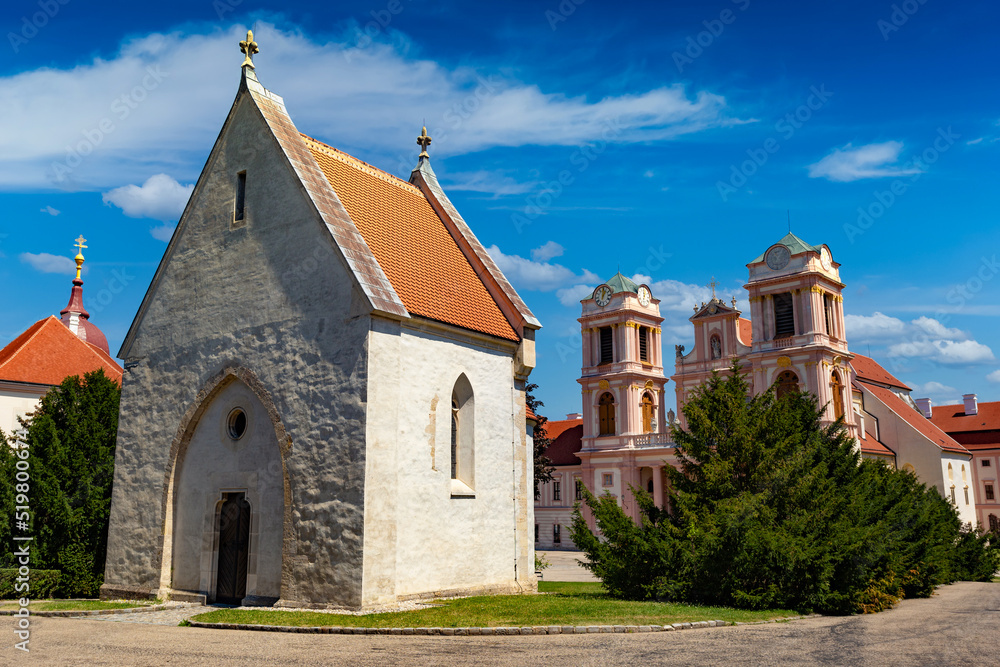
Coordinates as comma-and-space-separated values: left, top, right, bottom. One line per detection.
216, 493, 251, 605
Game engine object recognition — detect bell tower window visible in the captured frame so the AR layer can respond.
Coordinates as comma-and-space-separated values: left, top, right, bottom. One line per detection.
234, 170, 247, 223
639, 326, 649, 362
599, 327, 613, 365
598, 392, 616, 436
776, 371, 798, 400
773, 292, 795, 338
823, 293, 834, 336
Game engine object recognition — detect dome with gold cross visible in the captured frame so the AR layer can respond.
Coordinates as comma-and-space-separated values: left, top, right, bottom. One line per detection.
59, 235, 110, 354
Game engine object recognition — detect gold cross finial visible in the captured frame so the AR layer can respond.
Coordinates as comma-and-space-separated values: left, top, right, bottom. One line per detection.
73, 235, 87, 280
239, 30, 259, 69
417, 126, 432, 159
708, 276, 718, 298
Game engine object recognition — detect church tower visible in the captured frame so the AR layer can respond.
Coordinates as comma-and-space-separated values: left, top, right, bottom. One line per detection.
745, 233, 857, 437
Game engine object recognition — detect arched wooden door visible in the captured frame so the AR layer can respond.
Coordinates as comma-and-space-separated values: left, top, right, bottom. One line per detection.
216, 493, 251, 605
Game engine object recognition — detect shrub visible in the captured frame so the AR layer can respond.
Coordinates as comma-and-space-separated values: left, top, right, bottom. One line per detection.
0, 569, 61, 599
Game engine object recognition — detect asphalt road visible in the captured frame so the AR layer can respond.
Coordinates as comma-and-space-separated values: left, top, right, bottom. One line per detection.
7, 582, 997, 666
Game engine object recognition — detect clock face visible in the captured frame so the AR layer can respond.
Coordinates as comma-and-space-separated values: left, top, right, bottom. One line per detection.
594, 285, 612, 307
821, 247, 833, 270
765, 244, 791, 270
637, 285, 651, 307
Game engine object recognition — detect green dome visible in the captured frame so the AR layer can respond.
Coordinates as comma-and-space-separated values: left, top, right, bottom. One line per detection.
604, 271, 639, 294
751, 232, 819, 263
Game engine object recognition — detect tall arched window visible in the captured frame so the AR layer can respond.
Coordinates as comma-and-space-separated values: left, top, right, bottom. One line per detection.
451, 374, 475, 493
641, 392, 655, 434
831, 371, 845, 420
775, 371, 799, 400
598, 392, 616, 436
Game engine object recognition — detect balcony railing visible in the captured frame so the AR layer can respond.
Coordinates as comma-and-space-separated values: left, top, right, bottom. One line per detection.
631, 433, 674, 448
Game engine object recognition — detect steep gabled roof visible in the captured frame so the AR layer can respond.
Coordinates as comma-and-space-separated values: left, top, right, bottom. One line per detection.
858, 381, 968, 455
0, 316, 122, 386
850, 353, 911, 390
305, 136, 518, 342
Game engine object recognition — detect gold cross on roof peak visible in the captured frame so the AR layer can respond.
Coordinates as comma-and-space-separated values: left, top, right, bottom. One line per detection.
417, 126, 432, 159
240, 30, 259, 69
74, 235, 87, 254
708, 276, 718, 298
73, 235, 87, 280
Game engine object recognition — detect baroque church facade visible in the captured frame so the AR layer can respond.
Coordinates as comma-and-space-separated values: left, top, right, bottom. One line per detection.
102, 34, 539, 608
535, 233, 978, 549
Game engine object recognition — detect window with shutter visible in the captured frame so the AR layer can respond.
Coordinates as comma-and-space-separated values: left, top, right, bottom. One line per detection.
824, 294, 834, 336
773, 292, 795, 338
599, 392, 616, 436
599, 327, 613, 364
639, 326, 649, 362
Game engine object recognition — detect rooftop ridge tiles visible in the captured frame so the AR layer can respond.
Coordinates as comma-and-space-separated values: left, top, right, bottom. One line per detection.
301, 134, 422, 194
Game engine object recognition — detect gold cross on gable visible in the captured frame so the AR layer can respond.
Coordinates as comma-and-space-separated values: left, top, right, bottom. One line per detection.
708, 276, 718, 298
239, 30, 259, 69
74, 235, 87, 253
417, 126, 432, 158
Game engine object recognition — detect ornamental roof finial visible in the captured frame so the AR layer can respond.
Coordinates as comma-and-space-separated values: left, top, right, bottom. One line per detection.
73, 235, 87, 281
417, 126, 432, 159
240, 30, 259, 69
708, 276, 718, 299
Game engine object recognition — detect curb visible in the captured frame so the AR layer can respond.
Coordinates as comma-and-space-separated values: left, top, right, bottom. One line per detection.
186, 614, 814, 635
0, 603, 180, 618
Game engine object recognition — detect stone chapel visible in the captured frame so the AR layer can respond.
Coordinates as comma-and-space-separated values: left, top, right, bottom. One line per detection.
101, 32, 540, 608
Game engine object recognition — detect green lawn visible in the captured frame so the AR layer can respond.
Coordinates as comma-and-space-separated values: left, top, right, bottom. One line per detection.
188, 582, 798, 628
0, 599, 158, 611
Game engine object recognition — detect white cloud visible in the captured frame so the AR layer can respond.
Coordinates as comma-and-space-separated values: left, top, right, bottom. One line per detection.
844, 312, 906, 340
912, 381, 960, 405
987, 370, 1000, 383
808, 141, 921, 182
150, 224, 176, 242
557, 284, 597, 307
486, 245, 599, 293
102, 174, 193, 221
20, 252, 77, 275
442, 171, 537, 196
887, 339, 995, 365
40, 205, 59, 216
966, 137, 983, 145
910, 316, 966, 340
0, 23, 744, 191
530, 241, 564, 263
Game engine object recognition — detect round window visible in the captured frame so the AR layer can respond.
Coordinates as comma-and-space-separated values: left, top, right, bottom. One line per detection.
227, 408, 248, 440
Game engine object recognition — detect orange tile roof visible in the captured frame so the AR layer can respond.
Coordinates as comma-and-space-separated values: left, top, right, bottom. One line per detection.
738, 317, 753, 346
858, 380, 968, 455
303, 135, 518, 342
850, 353, 910, 390
930, 401, 1000, 433
0, 316, 123, 386
542, 418, 584, 466
858, 426, 894, 457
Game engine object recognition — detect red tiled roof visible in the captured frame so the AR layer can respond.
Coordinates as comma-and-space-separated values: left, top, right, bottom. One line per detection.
858, 426, 894, 457
541, 418, 583, 466
526, 403, 537, 422
0, 316, 122, 386
738, 317, 753, 346
850, 353, 910, 390
858, 380, 968, 455
930, 401, 1000, 434
303, 135, 518, 342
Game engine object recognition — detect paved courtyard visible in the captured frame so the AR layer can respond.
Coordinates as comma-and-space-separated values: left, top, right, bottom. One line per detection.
537, 550, 598, 582
7, 581, 997, 666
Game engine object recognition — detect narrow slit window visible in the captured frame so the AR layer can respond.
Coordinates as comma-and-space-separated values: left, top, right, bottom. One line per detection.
824, 294, 834, 336
235, 171, 247, 222
639, 326, 649, 362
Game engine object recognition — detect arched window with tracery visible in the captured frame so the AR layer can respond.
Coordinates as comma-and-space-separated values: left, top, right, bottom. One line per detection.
641, 392, 655, 433
775, 371, 799, 400
598, 392, 616, 436
831, 371, 845, 420
451, 374, 475, 492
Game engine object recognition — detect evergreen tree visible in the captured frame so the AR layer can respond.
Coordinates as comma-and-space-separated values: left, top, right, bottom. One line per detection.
526, 382, 555, 499
0, 370, 121, 596
571, 363, 998, 614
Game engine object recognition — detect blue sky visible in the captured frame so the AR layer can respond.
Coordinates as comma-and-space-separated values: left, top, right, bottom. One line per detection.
2, 0, 998, 419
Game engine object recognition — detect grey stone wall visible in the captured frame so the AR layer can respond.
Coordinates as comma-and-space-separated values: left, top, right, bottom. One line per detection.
103, 93, 372, 607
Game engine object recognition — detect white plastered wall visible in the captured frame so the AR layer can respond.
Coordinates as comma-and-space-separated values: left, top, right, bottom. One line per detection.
362, 320, 526, 604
